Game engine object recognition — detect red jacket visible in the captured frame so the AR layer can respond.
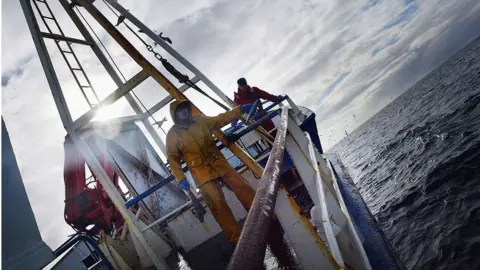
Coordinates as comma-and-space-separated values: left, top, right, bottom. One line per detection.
233, 87, 277, 133
234, 87, 277, 105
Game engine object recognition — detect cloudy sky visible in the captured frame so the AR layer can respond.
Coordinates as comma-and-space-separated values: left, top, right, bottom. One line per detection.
2, 0, 480, 249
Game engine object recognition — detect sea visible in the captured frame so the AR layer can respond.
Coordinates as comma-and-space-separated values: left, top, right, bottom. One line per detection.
329, 36, 480, 269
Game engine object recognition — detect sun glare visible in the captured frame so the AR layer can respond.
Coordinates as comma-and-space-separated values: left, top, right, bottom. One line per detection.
94, 106, 117, 121
91, 106, 123, 139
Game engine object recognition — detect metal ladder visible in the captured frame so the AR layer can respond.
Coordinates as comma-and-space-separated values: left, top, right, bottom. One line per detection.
31, 0, 99, 108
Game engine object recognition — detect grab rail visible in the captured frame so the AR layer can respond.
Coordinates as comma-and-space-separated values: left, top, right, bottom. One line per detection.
227, 108, 289, 270
306, 133, 345, 267
228, 109, 281, 141
249, 95, 287, 121
124, 175, 174, 208
246, 99, 262, 123
53, 233, 115, 270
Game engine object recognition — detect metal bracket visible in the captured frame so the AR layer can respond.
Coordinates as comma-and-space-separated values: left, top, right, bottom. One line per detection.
40, 32, 93, 46
71, 70, 150, 130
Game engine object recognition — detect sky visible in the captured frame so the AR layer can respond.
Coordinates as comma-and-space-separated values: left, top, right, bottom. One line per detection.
2, 0, 480, 250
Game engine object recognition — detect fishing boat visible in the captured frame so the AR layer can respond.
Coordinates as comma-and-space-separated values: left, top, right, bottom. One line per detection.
3, 0, 405, 269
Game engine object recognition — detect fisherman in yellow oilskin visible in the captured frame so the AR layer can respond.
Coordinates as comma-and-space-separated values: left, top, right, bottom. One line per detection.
166, 100, 297, 268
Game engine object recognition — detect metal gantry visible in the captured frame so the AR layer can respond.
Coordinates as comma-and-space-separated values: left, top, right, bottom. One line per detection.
19, 0, 264, 268
32, 0, 99, 107
102, 0, 237, 111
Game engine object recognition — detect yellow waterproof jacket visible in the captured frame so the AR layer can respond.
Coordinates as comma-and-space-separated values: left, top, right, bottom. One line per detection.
166, 100, 242, 186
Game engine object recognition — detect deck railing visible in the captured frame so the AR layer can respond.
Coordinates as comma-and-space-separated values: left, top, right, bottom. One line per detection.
228, 108, 290, 270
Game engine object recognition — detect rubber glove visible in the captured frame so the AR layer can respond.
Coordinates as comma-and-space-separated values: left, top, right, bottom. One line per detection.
179, 179, 190, 191
240, 104, 254, 114
231, 119, 239, 128
224, 129, 234, 137
276, 95, 286, 102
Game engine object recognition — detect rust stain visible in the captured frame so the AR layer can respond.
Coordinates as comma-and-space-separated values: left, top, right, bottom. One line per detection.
283, 186, 341, 270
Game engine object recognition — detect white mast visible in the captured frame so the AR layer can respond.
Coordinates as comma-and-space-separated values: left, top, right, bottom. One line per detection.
19, 1, 265, 268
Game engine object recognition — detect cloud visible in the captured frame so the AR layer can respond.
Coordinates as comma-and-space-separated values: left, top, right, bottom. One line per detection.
309, 0, 480, 146
323, 72, 351, 99
2, 0, 480, 250
382, 2, 419, 30
2, 67, 25, 86
362, 0, 382, 12
372, 36, 400, 56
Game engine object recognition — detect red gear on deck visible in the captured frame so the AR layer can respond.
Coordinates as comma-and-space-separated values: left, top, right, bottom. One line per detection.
233, 86, 277, 132
63, 136, 124, 235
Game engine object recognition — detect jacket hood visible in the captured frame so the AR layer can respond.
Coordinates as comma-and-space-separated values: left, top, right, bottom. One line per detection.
170, 100, 192, 127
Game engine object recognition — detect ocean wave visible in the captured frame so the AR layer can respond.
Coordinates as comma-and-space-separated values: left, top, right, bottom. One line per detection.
330, 37, 480, 269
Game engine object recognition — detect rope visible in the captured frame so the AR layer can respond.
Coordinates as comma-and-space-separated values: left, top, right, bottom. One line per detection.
186, 81, 230, 111
101, 0, 229, 111
101, 0, 148, 47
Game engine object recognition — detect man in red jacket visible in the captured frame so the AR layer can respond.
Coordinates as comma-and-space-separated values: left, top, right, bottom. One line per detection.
233, 78, 280, 135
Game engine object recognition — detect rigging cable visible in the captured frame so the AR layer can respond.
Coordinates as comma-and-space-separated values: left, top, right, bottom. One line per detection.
75, 7, 164, 230
97, 1, 276, 166
92, 0, 275, 183
101, 0, 230, 112
75, 6, 161, 126
76, 8, 182, 250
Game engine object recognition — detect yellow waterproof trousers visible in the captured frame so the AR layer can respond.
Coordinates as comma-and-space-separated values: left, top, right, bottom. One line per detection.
199, 168, 254, 244
199, 168, 298, 268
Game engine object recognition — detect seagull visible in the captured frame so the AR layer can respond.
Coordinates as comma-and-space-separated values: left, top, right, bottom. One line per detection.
114, 9, 130, 26
159, 32, 172, 44
115, 15, 126, 26
138, 30, 173, 45
154, 117, 168, 127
